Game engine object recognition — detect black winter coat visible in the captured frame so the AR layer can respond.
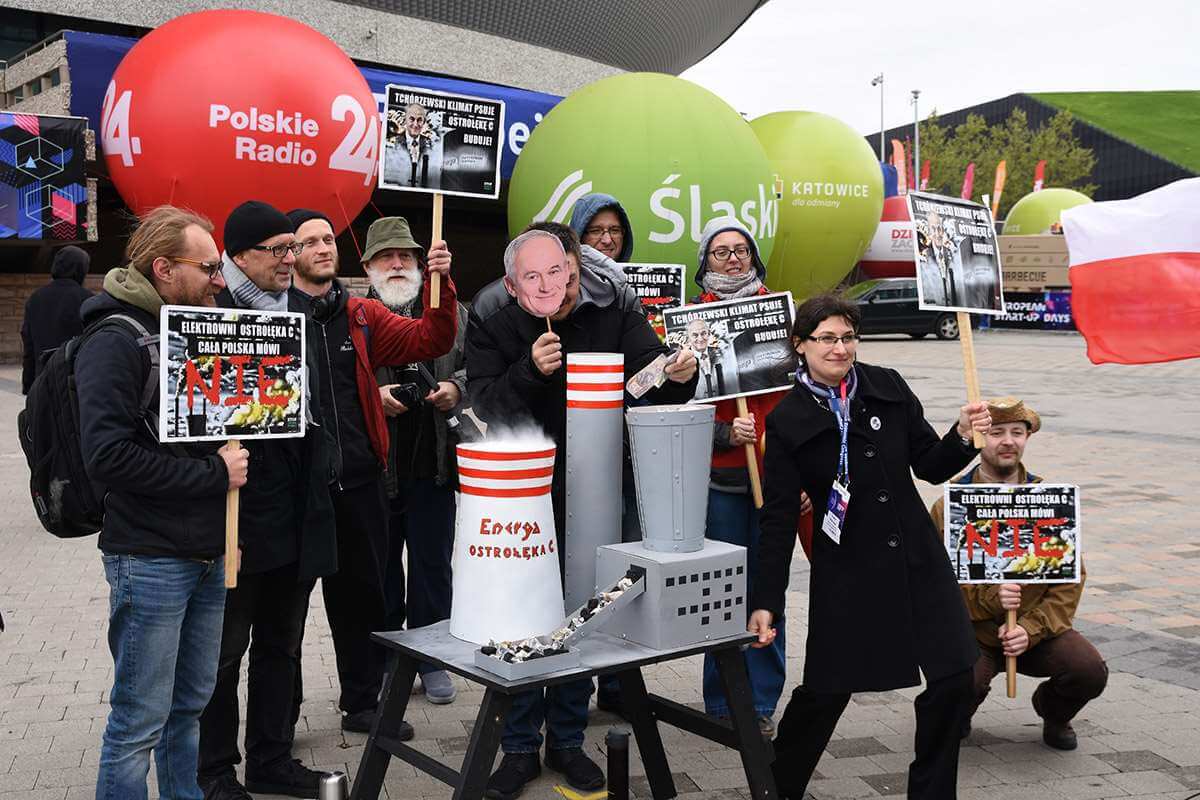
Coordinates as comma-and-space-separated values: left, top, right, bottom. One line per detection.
75, 294, 229, 559
21, 277, 92, 393
754, 362, 979, 694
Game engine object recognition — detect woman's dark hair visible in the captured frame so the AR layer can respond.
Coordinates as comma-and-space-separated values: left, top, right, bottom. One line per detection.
522, 220, 582, 265
792, 292, 861, 340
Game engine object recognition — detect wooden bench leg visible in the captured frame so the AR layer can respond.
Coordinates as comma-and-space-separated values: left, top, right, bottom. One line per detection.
351, 651, 418, 800
714, 646, 779, 800
616, 668, 676, 800
453, 688, 513, 800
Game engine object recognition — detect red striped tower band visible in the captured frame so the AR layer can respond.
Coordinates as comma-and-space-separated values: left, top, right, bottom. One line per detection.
565, 352, 624, 409
456, 444, 555, 498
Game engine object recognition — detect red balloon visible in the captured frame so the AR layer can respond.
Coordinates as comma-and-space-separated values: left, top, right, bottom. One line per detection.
859, 195, 916, 279
101, 10, 379, 249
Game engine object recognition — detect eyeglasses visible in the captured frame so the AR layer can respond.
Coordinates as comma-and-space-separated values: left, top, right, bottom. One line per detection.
807, 334, 860, 347
251, 242, 305, 258
707, 245, 751, 261
172, 257, 224, 279
584, 225, 624, 240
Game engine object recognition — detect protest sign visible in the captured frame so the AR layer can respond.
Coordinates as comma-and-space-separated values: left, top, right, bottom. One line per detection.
662, 292, 796, 404
907, 191, 1006, 315
943, 484, 1081, 584
159, 306, 306, 443
620, 263, 684, 340
380, 84, 505, 199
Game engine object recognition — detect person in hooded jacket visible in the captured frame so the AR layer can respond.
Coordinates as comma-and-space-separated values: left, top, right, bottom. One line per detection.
21, 244, 92, 393
77, 206, 250, 800
690, 217, 805, 737
197, 201, 338, 800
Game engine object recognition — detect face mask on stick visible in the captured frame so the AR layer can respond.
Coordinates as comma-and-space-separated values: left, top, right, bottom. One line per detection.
504, 234, 569, 323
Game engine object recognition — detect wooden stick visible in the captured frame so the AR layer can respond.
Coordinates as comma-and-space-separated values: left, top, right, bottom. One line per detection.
956, 311, 986, 448
737, 396, 764, 509
546, 316, 553, 333
1006, 608, 1018, 698
429, 193, 443, 309
224, 438, 240, 589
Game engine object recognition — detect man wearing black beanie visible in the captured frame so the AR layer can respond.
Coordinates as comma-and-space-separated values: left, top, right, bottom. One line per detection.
198, 200, 338, 800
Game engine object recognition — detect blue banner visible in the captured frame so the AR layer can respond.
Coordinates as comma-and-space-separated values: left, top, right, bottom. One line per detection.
64, 30, 561, 179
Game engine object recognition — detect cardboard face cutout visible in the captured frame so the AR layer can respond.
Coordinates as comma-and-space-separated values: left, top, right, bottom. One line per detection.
505, 236, 569, 317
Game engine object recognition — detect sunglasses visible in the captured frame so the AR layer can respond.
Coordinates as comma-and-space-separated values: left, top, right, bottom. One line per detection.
172, 257, 224, 279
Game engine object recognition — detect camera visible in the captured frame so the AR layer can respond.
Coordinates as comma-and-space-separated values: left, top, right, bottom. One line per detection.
389, 383, 424, 410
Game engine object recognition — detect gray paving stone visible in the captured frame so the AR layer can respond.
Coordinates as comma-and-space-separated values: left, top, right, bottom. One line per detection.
1097, 750, 1179, 773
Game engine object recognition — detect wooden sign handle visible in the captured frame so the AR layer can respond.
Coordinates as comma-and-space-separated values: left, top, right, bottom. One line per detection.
1006, 608, 1018, 698
956, 311, 986, 448
737, 396, 764, 509
429, 193, 443, 309
224, 438, 240, 589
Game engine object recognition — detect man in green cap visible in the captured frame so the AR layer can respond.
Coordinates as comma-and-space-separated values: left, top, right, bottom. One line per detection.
365, 216, 469, 706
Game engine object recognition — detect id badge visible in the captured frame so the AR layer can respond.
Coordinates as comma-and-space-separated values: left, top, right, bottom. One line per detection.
821, 480, 850, 545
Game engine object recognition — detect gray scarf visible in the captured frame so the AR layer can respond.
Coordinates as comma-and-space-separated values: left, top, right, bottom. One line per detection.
222, 253, 289, 311
702, 268, 764, 299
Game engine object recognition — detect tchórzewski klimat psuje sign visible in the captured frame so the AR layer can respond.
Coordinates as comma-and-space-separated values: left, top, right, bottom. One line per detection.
907, 191, 1006, 315
159, 306, 306, 443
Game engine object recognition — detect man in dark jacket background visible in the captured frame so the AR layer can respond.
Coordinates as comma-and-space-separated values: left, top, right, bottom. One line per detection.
77, 206, 249, 800
21, 244, 92, 393
198, 201, 338, 800
365, 216, 468, 706
466, 227, 698, 799
289, 207, 459, 737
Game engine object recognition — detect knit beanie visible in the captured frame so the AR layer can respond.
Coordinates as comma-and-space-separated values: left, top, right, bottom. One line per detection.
286, 208, 334, 235
223, 200, 294, 257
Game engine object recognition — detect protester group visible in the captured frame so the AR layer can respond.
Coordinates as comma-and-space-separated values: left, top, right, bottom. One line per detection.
21, 190, 1108, 800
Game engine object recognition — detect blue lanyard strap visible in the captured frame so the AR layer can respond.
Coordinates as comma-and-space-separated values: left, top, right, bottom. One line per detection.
828, 387, 849, 483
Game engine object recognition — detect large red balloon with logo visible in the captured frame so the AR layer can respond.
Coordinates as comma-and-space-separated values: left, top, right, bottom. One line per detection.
858, 195, 916, 279
101, 10, 379, 248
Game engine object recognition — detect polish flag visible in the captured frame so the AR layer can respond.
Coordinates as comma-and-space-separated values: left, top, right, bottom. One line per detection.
1064, 178, 1200, 365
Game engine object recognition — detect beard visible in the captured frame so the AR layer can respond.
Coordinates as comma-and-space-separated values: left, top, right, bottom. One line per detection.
371, 268, 423, 310
295, 253, 338, 287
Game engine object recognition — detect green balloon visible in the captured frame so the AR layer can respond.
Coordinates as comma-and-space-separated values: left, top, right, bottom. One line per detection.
508, 73, 777, 287
1004, 188, 1092, 235
749, 112, 884, 299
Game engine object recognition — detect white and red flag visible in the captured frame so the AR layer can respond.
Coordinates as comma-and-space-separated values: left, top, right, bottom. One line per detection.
1064, 177, 1200, 365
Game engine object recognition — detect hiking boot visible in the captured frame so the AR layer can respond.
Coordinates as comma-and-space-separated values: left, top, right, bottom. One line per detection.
485, 752, 541, 799
545, 747, 604, 791
420, 670, 457, 705
1031, 685, 1077, 750
245, 757, 321, 798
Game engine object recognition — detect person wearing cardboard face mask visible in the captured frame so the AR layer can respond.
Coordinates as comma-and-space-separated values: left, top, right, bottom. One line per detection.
750, 292, 992, 799
465, 229, 698, 799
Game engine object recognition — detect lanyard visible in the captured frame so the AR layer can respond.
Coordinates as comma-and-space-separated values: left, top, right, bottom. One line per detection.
827, 380, 849, 483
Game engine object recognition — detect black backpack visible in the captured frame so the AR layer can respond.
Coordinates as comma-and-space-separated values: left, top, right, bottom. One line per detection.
17, 313, 160, 538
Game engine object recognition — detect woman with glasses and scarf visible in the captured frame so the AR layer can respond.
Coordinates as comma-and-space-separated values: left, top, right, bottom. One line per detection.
750, 292, 992, 799
691, 218, 799, 737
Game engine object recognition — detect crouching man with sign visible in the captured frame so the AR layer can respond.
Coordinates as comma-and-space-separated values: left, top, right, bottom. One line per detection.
930, 398, 1107, 751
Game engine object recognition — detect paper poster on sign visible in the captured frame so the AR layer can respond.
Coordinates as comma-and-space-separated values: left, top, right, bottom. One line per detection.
380, 84, 505, 199
944, 484, 1081, 584
620, 263, 684, 340
907, 191, 1006, 315
159, 306, 306, 443
662, 292, 796, 403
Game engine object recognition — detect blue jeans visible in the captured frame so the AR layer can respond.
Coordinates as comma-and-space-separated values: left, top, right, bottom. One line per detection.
702, 489, 787, 717
501, 678, 594, 753
97, 555, 226, 800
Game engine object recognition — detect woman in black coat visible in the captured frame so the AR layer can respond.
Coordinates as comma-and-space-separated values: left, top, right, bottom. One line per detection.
749, 293, 992, 799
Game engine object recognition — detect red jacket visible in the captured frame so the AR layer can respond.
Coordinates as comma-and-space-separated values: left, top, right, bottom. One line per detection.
346, 276, 458, 465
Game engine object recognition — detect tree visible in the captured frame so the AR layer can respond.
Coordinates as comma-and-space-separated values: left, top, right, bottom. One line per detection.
916, 109, 1096, 219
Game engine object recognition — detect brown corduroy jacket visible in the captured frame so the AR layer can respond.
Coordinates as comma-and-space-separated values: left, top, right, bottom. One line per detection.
930, 464, 1085, 650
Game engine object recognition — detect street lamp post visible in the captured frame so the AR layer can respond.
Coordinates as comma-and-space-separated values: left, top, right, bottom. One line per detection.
911, 89, 921, 189
871, 73, 884, 161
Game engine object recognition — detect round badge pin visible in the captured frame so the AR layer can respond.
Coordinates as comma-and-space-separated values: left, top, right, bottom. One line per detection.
870, 416, 882, 430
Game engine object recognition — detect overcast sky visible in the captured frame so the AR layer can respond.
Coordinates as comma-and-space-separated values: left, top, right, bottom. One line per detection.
682, 0, 1197, 134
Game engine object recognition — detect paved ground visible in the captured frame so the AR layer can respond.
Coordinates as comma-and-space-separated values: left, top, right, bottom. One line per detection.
3, 329, 1200, 799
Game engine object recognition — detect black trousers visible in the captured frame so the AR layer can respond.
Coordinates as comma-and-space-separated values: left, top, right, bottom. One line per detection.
772, 669, 973, 800
198, 562, 312, 777
384, 477, 456, 639
321, 479, 390, 714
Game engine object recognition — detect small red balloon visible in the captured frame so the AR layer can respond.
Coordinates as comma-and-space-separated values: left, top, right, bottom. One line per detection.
101, 9, 379, 248
859, 195, 916, 279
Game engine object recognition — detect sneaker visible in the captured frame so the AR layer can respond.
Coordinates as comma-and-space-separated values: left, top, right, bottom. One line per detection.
200, 772, 253, 800
245, 757, 321, 798
758, 715, 776, 738
341, 709, 414, 740
421, 670, 458, 705
485, 752, 541, 799
545, 747, 605, 791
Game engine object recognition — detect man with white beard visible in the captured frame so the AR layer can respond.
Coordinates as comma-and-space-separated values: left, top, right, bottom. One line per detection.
364, 217, 469, 705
